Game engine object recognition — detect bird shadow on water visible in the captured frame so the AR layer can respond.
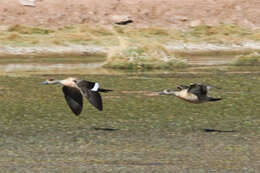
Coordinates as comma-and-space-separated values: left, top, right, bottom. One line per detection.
202, 128, 237, 133
93, 127, 120, 131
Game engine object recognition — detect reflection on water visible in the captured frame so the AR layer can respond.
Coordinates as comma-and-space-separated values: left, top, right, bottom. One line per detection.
0, 51, 255, 73
186, 55, 235, 65
0, 62, 106, 72
0, 54, 106, 72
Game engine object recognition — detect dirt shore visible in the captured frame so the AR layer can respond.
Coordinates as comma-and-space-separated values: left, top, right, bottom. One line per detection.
1, 0, 260, 29
1, 0, 260, 67
1, 42, 260, 58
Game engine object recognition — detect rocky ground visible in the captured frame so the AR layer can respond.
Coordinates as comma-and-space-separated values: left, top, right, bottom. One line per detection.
0, 0, 259, 67
0, 0, 260, 29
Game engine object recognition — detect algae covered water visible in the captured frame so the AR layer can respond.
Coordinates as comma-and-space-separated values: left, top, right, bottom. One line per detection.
0, 68, 259, 171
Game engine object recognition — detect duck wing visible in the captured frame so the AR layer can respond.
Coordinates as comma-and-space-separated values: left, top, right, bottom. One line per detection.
76, 80, 103, 111
187, 83, 207, 98
62, 86, 83, 116
207, 97, 222, 102
76, 80, 98, 91
85, 90, 103, 111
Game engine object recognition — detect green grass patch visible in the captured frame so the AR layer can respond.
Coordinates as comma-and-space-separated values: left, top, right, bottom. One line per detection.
189, 24, 250, 37
0, 70, 260, 171
8, 24, 55, 35
234, 52, 260, 66
183, 24, 253, 43
1, 24, 259, 47
5, 33, 22, 40
104, 44, 188, 70
79, 24, 113, 36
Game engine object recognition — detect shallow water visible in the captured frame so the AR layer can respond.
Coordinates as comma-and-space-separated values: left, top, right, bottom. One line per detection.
0, 62, 106, 72
0, 52, 239, 73
185, 55, 235, 65
0, 55, 105, 72
0, 71, 260, 172
0, 53, 260, 172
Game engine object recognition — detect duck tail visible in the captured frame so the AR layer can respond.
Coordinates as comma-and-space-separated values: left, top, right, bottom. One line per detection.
98, 88, 113, 93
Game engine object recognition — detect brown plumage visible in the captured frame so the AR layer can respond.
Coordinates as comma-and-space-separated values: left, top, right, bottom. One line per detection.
159, 83, 222, 103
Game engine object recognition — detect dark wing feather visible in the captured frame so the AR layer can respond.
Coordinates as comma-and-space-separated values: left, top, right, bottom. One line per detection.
76, 80, 96, 90
62, 86, 83, 116
187, 84, 200, 94
200, 85, 208, 95
76, 80, 103, 111
207, 97, 222, 102
85, 90, 103, 111
187, 83, 207, 98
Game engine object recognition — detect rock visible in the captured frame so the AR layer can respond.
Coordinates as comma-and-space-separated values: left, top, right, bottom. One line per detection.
115, 19, 133, 25
235, 5, 242, 11
175, 16, 188, 22
243, 19, 255, 28
0, 25, 9, 31
167, 16, 188, 23
189, 20, 202, 27
19, 0, 35, 7
110, 15, 130, 23
80, 16, 89, 24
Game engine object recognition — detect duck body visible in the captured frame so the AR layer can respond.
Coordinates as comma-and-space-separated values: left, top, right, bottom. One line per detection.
41, 77, 112, 115
160, 83, 222, 104
173, 89, 201, 103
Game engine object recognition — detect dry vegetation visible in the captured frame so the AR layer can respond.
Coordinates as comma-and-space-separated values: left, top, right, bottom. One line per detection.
1, 24, 260, 69
104, 43, 187, 70
234, 52, 260, 66
1, 24, 259, 46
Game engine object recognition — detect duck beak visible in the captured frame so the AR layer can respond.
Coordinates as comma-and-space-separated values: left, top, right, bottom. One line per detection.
40, 80, 48, 85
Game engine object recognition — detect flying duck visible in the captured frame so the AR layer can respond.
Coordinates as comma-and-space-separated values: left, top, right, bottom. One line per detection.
41, 77, 112, 115
159, 83, 222, 103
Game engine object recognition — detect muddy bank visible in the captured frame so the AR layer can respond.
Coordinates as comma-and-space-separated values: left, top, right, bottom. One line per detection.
1, 42, 260, 57
166, 42, 260, 55
0, 45, 107, 58
0, 42, 260, 68
0, 62, 106, 72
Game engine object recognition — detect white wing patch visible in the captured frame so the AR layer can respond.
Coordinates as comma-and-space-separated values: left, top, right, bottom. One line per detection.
91, 82, 99, 91
207, 86, 213, 91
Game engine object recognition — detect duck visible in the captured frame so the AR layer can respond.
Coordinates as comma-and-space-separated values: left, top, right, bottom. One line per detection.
41, 77, 112, 115
159, 83, 222, 103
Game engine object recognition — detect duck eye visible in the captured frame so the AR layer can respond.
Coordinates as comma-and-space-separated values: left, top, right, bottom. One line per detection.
49, 79, 54, 81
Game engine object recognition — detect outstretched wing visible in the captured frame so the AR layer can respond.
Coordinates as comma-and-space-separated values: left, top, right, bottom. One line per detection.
199, 84, 208, 95
207, 97, 222, 102
62, 86, 83, 116
76, 80, 103, 111
76, 80, 99, 91
85, 90, 103, 111
187, 83, 207, 98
